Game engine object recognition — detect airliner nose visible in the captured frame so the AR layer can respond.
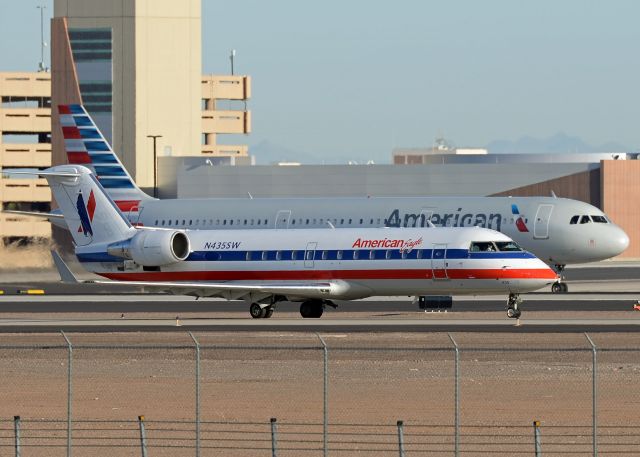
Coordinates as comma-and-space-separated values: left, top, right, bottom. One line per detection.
612, 225, 630, 255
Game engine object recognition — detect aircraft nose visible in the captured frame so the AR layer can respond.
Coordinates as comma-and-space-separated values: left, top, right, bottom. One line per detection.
612, 225, 630, 255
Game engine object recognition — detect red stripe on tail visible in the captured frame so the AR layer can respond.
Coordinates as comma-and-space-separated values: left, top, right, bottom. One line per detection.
67, 151, 92, 164
58, 105, 71, 114
62, 126, 82, 139
115, 200, 141, 212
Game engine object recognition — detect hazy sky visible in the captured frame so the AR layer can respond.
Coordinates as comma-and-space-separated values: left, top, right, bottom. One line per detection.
2, 1, 639, 162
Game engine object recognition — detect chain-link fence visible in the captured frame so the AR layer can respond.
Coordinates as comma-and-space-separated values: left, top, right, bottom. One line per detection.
0, 332, 639, 456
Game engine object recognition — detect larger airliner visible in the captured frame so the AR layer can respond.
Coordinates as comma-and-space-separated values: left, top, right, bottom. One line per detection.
26, 105, 630, 292
42, 165, 557, 319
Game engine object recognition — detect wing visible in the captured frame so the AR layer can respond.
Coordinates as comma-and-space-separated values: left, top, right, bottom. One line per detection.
94, 279, 334, 301
51, 251, 334, 301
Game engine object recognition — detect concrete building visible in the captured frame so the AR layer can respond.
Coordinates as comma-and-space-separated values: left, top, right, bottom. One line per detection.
0, 72, 52, 245
52, 0, 251, 192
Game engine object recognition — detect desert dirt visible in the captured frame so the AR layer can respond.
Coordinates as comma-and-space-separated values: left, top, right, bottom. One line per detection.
0, 331, 639, 456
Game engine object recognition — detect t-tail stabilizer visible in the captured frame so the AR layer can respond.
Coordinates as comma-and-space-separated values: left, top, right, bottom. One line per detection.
37, 165, 136, 248
58, 104, 153, 211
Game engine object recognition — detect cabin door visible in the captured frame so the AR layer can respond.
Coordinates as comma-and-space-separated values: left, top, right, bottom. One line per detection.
533, 204, 554, 239
304, 242, 317, 268
431, 243, 448, 280
275, 210, 292, 229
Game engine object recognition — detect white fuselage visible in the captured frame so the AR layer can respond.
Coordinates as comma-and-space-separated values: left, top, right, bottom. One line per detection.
127, 196, 629, 266
78, 227, 558, 300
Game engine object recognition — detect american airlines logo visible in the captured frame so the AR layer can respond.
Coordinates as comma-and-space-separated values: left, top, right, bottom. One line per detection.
386, 209, 502, 231
352, 237, 423, 253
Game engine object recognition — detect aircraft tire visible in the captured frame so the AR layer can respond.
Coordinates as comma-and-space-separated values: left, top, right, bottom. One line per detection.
560, 283, 569, 293
551, 282, 562, 293
300, 300, 324, 318
264, 307, 274, 318
249, 303, 266, 319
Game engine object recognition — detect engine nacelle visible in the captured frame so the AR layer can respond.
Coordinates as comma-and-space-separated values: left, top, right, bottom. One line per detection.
108, 230, 190, 266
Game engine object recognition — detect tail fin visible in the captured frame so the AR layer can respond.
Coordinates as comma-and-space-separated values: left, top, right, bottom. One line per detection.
40, 165, 136, 247
58, 104, 153, 212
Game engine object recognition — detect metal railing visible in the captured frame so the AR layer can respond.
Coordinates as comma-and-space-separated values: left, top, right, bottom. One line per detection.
0, 331, 639, 455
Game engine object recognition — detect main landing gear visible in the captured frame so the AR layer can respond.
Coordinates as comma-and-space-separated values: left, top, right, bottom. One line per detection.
249, 303, 275, 319
506, 293, 522, 319
299, 300, 336, 318
551, 264, 569, 293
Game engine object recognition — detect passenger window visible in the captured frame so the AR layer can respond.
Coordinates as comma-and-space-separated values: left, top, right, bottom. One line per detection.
246, 251, 252, 261
385, 250, 392, 259
322, 250, 328, 260
161, 220, 165, 226
359, 218, 363, 224
229, 220, 233, 226
591, 215, 607, 223
292, 219, 296, 225
216, 219, 220, 225
340, 219, 344, 225
264, 219, 268, 225
244, 219, 247, 225
313, 219, 317, 225
369, 219, 374, 225
369, 250, 375, 260
261, 251, 268, 261
155, 220, 158, 225
182, 220, 185, 226
570, 215, 579, 225
306, 219, 310, 225
353, 251, 359, 260
337, 250, 343, 260
580, 215, 591, 224
250, 219, 254, 225
401, 251, 408, 259
257, 219, 261, 225
416, 250, 423, 259
494, 241, 522, 252
291, 251, 297, 261
305, 251, 314, 261
222, 220, 226, 225
276, 251, 282, 260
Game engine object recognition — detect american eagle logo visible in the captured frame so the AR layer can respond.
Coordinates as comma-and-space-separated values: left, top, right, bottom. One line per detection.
76, 189, 96, 236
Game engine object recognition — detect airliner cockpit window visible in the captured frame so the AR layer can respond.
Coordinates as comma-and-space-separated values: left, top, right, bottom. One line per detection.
580, 215, 591, 224
494, 241, 522, 252
470, 241, 497, 252
591, 215, 607, 223
570, 215, 579, 224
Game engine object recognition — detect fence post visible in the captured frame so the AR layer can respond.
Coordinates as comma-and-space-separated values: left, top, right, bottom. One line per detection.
61, 331, 73, 457
270, 418, 278, 457
188, 332, 201, 457
397, 420, 405, 457
448, 333, 460, 457
13, 416, 20, 457
585, 333, 597, 457
316, 333, 329, 457
138, 415, 148, 457
533, 420, 541, 457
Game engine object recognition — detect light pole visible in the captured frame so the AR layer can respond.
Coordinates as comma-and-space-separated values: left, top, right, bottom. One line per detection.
147, 135, 162, 198
230, 49, 236, 75
36, 5, 46, 72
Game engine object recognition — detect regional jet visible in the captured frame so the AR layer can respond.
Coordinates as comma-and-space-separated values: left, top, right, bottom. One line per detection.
12, 105, 629, 293
41, 165, 557, 319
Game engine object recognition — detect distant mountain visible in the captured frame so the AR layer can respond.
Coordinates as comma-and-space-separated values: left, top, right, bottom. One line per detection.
250, 140, 321, 165
487, 132, 628, 154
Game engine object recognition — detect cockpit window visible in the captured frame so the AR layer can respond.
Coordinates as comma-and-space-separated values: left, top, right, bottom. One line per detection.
570, 215, 579, 225
470, 241, 497, 252
591, 215, 607, 223
580, 215, 591, 224
494, 241, 523, 252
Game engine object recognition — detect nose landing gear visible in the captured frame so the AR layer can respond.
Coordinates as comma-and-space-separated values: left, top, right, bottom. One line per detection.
506, 293, 522, 319
551, 264, 568, 293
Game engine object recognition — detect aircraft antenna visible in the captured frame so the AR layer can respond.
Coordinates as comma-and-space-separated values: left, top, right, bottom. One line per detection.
247, 192, 253, 199
326, 220, 335, 229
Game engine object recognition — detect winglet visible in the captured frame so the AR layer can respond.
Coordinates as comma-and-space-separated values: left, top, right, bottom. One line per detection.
51, 250, 79, 283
